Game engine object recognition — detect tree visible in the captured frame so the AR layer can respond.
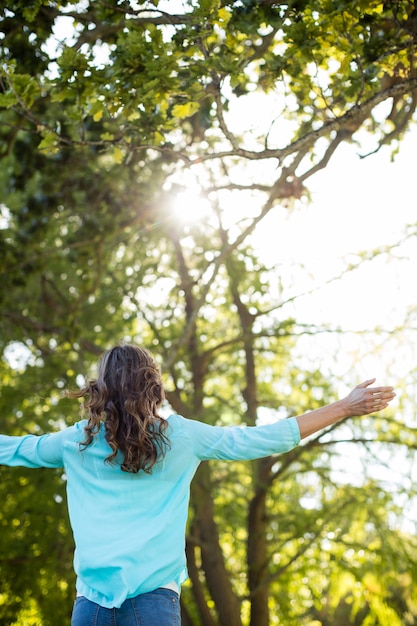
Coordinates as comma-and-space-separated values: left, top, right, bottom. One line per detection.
1, 1, 417, 624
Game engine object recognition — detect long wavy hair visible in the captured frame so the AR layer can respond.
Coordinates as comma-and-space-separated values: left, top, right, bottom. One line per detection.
67, 344, 170, 473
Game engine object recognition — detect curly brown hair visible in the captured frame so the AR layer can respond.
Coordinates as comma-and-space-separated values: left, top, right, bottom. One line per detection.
67, 344, 170, 473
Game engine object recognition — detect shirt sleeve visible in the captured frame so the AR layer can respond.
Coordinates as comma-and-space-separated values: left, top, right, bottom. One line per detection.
179, 415, 301, 461
0, 427, 76, 469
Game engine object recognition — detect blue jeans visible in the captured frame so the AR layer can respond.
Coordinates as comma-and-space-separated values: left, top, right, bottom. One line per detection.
71, 588, 181, 626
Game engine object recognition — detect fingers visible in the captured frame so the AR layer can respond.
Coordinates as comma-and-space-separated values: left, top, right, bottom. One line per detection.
356, 378, 376, 389
368, 387, 396, 412
369, 388, 395, 397
356, 379, 395, 396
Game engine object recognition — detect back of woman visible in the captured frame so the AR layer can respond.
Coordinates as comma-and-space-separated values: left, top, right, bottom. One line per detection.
0, 343, 395, 626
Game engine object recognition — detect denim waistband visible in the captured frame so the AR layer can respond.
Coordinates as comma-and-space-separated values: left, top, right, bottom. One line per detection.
76, 581, 179, 600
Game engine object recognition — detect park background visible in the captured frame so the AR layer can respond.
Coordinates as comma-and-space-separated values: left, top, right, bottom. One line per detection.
1, 1, 417, 625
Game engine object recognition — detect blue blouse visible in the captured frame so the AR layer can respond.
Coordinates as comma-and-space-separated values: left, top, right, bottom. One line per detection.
0, 414, 300, 608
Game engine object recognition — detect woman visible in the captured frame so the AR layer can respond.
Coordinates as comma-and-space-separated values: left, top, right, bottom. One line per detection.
0, 344, 395, 626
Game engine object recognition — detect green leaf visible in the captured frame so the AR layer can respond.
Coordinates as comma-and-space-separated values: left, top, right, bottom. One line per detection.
37, 131, 59, 155
0, 91, 17, 108
171, 101, 200, 119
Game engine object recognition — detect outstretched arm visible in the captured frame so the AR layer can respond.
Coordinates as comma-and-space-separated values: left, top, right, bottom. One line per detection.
296, 378, 395, 439
0, 427, 76, 468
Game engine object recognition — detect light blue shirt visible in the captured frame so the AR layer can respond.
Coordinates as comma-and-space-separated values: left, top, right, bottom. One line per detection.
0, 414, 300, 608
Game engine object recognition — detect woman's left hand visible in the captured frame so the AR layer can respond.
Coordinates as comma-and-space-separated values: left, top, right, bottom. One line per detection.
342, 378, 396, 417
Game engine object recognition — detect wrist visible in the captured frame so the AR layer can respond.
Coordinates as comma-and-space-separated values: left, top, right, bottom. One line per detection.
335, 398, 351, 419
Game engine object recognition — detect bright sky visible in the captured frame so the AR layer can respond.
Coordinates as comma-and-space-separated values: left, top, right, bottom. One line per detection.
262, 130, 416, 313
264, 131, 417, 386
211, 91, 417, 396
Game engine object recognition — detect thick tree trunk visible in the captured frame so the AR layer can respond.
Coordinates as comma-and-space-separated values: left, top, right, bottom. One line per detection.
185, 539, 218, 626
247, 458, 272, 626
223, 248, 272, 625
192, 462, 243, 626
